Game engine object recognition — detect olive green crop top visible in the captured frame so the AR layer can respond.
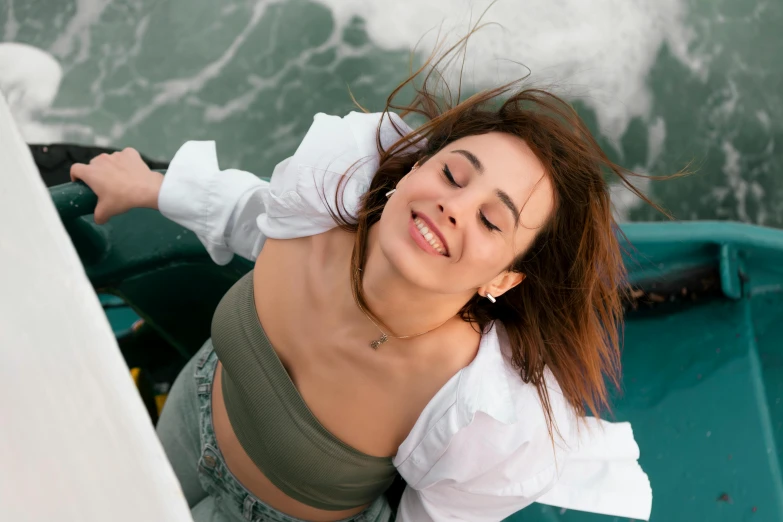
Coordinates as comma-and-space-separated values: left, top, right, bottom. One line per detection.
211, 271, 397, 510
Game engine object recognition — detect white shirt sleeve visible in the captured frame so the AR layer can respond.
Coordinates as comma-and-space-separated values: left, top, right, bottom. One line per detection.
157, 111, 418, 264
395, 468, 559, 522
535, 418, 652, 519
395, 415, 651, 522
394, 406, 567, 522
392, 348, 651, 522
157, 140, 271, 264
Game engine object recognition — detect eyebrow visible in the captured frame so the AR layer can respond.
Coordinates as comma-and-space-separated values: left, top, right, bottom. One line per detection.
452, 149, 484, 173
451, 149, 520, 226
496, 189, 520, 226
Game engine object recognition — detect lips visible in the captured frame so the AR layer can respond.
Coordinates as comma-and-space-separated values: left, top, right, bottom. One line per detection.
412, 210, 450, 256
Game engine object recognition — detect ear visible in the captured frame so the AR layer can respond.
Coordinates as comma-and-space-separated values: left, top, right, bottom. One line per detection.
478, 271, 526, 300
397, 157, 426, 186
414, 153, 431, 167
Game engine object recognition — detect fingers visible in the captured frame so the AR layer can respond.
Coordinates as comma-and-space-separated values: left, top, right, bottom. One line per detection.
70, 162, 90, 183
71, 152, 110, 183
69, 149, 140, 225
71, 149, 123, 183
90, 152, 111, 165
122, 147, 140, 159
94, 206, 109, 225
72, 148, 139, 177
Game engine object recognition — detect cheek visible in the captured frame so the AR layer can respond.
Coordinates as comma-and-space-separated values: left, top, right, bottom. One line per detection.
380, 197, 412, 233
400, 173, 443, 200
463, 232, 511, 273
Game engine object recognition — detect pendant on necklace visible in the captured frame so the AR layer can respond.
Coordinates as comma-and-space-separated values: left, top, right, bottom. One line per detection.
370, 333, 389, 350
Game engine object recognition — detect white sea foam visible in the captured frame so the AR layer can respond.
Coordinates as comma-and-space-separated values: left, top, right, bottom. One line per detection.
314, 0, 703, 147
0, 0, 114, 143
314, 0, 707, 221
0, 0, 711, 221
48, 0, 113, 65
719, 139, 753, 223
0, 42, 64, 142
3, 0, 703, 149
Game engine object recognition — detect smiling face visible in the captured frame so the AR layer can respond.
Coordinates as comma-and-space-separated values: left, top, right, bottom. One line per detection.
377, 131, 556, 298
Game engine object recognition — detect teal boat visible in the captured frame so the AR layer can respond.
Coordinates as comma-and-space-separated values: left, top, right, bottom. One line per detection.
51, 174, 783, 521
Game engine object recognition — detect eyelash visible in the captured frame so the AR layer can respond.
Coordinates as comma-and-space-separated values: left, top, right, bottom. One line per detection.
440, 164, 501, 232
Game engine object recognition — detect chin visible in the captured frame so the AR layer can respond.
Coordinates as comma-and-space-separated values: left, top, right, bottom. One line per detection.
377, 232, 443, 292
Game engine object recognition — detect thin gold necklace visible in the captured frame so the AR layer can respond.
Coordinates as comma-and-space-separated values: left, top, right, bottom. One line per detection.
353, 254, 453, 348
355, 298, 453, 349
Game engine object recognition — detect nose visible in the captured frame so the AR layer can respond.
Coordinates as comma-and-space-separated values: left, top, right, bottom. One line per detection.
438, 204, 457, 226
438, 187, 480, 228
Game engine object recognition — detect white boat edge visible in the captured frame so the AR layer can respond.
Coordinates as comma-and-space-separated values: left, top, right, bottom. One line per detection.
0, 91, 193, 522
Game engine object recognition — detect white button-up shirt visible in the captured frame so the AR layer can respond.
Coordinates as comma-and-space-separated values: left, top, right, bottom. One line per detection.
158, 111, 652, 522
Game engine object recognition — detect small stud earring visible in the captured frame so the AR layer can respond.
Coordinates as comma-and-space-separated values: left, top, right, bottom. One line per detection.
485, 293, 496, 303
385, 189, 396, 198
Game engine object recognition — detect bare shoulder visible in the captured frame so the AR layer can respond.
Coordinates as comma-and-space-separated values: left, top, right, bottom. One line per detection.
438, 319, 483, 370
255, 227, 354, 303
311, 226, 355, 254
259, 226, 347, 262
307, 226, 355, 274
402, 318, 482, 381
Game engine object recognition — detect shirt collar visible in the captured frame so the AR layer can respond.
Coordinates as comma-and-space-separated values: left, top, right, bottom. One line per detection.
458, 322, 518, 425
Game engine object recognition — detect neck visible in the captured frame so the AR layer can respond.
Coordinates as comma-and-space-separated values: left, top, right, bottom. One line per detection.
356, 224, 471, 338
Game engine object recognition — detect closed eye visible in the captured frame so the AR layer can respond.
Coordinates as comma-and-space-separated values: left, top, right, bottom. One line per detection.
441, 164, 461, 187
479, 211, 501, 232
443, 164, 500, 232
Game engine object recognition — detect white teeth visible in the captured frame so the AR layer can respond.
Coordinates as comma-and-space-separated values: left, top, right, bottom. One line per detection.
413, 216, 446, 255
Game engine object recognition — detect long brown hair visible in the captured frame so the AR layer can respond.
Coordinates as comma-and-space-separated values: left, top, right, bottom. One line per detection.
329, 30, 676, 439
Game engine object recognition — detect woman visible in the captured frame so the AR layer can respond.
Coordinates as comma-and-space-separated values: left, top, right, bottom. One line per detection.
71, 48, 656, 522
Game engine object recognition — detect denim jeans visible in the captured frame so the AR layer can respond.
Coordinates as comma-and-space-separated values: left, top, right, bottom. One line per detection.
156, 339, 392, 522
